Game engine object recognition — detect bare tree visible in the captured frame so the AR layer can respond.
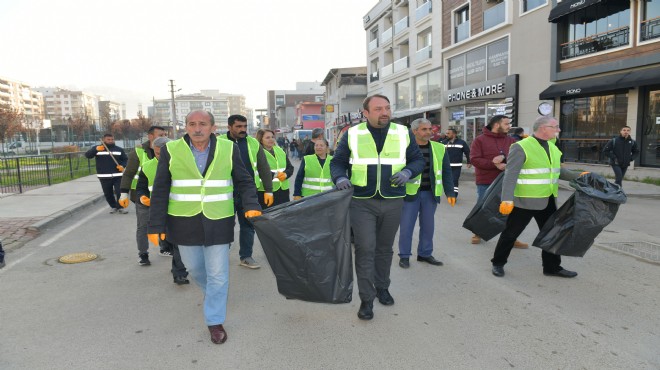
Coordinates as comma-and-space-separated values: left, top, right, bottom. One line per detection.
0, 105, 24, 149
69, 114, 91, 145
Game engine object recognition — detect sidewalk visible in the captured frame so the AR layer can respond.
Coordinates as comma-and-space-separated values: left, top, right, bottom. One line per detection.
0, 175, 104, 251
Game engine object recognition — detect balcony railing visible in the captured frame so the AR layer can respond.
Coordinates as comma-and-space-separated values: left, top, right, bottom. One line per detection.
394, 16, 409, 35
455, 21, 470, 43
370, 70, 379, 83
368, 38, 379, 52
394, 56, 409, 73
381, 27, 393, 44
415, 45, 432, 64
415, 1, 432, 22
641, 16, 660, 42
483, 1, 506, 31
381, 63, 393, 78
560, 26, 629, 60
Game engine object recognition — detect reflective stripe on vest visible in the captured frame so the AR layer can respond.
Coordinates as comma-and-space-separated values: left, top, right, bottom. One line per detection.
301, 154, 333, 196
218, 135, 261, 189
513, 137, 562, 198
406, 141, 445, 197
131, 146, 147, 190
348, 122, 409, 197
166, 138, 234, 220
141, 157, 158, 193
260, 146, 289, 191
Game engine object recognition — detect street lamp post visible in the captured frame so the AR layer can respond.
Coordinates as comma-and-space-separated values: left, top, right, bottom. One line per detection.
169, 80, 181, 139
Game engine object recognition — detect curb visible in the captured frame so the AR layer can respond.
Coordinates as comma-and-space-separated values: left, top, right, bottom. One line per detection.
26, 194, 105, 234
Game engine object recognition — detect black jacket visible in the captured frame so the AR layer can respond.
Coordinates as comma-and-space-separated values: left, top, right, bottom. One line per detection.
85, 144, 127, 177
147, 134, 261, 246
602, 135, 640, 167
440, 137, 470, 165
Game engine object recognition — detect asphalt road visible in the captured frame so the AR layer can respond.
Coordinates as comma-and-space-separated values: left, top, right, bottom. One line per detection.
1, 180, 659, 369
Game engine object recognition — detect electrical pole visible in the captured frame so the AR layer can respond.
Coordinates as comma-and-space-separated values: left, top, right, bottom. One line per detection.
169, 79, 177, 139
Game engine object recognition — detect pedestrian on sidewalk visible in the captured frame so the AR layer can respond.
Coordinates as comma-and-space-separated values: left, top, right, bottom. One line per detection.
398, 118, 456, 269
85, 133, 128, 214
219, 114, 272, 270
303, 128, 324, 156
331, 94, 424, 320
135, 137, 189, 285
0, 239, 5, 269
441, 128, 471, 199
148, 110, 262, 344
602, 126, 639, 187
469, 116, 528, 248
256, 128, 293, 208
118, 125, 167, 263
491, 116, 586, 278
293, 138, 333, 200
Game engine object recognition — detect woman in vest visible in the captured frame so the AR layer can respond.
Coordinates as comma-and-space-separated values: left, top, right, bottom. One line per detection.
293, 138, 333, 200
256, 129, 294, 208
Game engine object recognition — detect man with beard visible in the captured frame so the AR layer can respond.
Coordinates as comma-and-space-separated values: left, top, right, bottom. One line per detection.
441, 128, 471, 199
219, 115, 272, 269
469, 115, 527, 248
602, 126, 639, 187
85, 133, 128, 214
331, 94, 424, 320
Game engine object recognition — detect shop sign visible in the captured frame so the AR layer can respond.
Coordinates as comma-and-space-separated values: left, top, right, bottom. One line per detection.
452, 111, 465, 120
656, 117, 660, 125
448, 82, 505, 102
566, 88, 582, 95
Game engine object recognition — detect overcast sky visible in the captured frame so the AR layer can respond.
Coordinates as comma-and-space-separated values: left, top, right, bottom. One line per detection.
0, 0, 374, 117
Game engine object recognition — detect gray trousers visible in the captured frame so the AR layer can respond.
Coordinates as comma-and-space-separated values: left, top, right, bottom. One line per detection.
136, 203, 149, 255
350, 197, 404, 302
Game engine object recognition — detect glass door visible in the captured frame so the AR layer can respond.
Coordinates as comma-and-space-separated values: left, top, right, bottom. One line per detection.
640, 88, 660, 167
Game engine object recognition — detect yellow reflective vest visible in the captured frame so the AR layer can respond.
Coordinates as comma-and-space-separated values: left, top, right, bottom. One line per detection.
218, 134, 262, 190
166, 139, 234, 220
514, 137, 562, 198
260, 146, 289, 191
302, 154, 333, 196
141, 157, 158, 192
130, 146, 147, 190
405, 141, 445, 197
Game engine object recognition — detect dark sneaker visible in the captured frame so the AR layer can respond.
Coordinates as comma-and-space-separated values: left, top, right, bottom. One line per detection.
417, 255, 444, 266
159, 250, 173, 257
139, 253, 150, 266
399, 258, 410, 268
376, 288, 394, 306
173, 276, 190, 285
357, 300, 374, 320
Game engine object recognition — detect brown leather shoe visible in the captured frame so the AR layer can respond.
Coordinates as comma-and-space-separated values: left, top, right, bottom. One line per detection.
513, 240, 529, 249
208, 324, 227, 344
471, 234, 481, 244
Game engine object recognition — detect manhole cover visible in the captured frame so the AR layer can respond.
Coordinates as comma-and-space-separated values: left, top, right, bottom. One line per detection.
58, 252, 98, 264
597, 241, 660, 263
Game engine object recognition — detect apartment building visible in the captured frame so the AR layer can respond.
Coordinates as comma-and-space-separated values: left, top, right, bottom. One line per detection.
98, 100, 122, 131
540, 0, 660, 169
0, 76, 45, 124
321, 67, 368, 145
151, 94, 230, 133
266, 82, 325, 134
34, 87, 100, 141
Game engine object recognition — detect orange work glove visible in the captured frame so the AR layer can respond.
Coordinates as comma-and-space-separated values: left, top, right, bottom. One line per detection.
579, 171, 590, 176
116, 165, 124, 172
447, 197, 456, 207
118, 193, 129, 208
499, 201, 514, 215
245, 210, 262, 218
147, 233, 165, 246
140, 195, 151, 207
264, 192, 274, 206
293, 196, 302, 200
276, 172, 287, 182
96, 145, 105, 151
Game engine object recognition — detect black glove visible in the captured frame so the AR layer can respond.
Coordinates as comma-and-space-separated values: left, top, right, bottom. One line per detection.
389, 169, 411, 187
336, 178, 352, 190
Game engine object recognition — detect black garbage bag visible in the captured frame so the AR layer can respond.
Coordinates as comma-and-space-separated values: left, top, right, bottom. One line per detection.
250, 189, 353, 304
533, 172, 627, 257
462, 172, 507, 241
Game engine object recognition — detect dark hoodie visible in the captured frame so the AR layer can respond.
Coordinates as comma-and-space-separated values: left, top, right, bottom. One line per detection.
470, 125, 516, 185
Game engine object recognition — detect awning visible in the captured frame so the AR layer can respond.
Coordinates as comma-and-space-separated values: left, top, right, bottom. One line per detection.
539, 68, 660, 99
548, 0, 603, 23
392, 103, 443, 119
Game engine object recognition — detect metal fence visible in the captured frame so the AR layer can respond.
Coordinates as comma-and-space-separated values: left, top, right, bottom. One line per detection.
0, 152, 96, 194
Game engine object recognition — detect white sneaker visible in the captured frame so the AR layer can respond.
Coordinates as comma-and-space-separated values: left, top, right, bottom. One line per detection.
159, 250, 173, 257
116, 208, 128, 214
109, 208, 118, 214
239, 257, 261, 269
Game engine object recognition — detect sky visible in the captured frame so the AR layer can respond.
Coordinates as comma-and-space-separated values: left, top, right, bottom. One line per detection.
0, 0, 375, 118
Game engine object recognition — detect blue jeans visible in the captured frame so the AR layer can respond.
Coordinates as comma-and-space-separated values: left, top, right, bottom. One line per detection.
178, 244, 230, 326
398, 191, 438, 258
234, 194, 255, 259
476, 184, 490, 203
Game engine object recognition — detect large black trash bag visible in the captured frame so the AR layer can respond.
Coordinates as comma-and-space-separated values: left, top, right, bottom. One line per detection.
533, 172, 627, 257
250, 189, 353, 304
462, 172, 507, 241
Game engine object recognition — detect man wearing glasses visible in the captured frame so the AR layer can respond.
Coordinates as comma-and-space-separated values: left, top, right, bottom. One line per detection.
490, 116, 585, 278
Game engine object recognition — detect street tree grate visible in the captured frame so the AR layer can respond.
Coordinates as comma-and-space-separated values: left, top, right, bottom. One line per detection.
597, 241, 660, 263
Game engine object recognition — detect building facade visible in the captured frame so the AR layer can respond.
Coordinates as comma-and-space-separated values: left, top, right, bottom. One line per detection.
267, 82, 325, 135
151, 94, 230, 133
34, 87, 100, 142
98, 100, 122, 132
0, 76, 45, 124
540, 0, 660, 169
321, 67, 368, 146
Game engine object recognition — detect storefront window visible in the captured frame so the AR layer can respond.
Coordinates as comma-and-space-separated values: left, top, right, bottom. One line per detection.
448, 55, 465, 90
487, 38, 508, 80
448, 37, 509, 90
396, 80, 411, 110
428, 69, 442, 105
466, 47, 487, 86
640, 88, 660, 167
415, 74, 429, 107
559, 92, 628, 163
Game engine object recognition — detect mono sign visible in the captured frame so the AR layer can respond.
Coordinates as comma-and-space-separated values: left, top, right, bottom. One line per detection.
570, 0, 586, 9
447, 83, 505, 103
566, 88, 582, 95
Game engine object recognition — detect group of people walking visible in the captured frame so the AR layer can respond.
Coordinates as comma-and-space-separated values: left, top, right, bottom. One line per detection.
82, 92, 640, 345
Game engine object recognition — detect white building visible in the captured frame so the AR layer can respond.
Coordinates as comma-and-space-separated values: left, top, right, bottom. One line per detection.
321, 67, 368, 146
152, 94, 230, 132
0, 76, 45, 124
